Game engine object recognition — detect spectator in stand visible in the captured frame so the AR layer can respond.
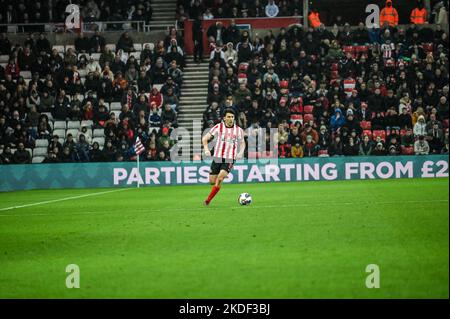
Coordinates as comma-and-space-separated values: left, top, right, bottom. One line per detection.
414, 115, 427, 137
372, 142, 386, 156
13, 142, 31, 164
89, 142, 103, 162
414, 135, 430, 155
74, 134, 90, 162
117, 32, 135, 52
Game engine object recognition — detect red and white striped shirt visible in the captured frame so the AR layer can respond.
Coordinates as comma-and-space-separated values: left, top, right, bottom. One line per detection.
343, 77, 356, 97
209, 122, 244, 160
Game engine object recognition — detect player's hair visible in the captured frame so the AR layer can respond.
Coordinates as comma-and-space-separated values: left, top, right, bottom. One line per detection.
223, 108, 235, 117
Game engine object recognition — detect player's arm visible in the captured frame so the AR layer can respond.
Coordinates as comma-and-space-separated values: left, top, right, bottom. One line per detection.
236, 135, 246, 160
202, 132, 213, 157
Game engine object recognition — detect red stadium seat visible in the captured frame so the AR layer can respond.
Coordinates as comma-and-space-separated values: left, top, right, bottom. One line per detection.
290, 114, 303, 123
330, 63, 339, 71
443, 119, 449, 129
400, 129, 408, 136
318, 149, 329, 157
401, 146, 414, 155
363, 130, 372, 139
343, 45, 354, 54
360, 121, 372, 130
372, 130, 386, 142
303, 113, 314, 123
355, 45, 369, 55
304, 105, 314, 114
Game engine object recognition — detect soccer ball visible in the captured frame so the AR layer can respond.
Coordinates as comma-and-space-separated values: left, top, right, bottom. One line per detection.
238, 193, 252, 206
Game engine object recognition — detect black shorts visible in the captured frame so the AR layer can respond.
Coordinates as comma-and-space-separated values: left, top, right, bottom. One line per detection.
209, 158, 235, 175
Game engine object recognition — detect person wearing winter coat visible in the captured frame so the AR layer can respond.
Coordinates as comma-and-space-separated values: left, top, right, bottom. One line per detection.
413, 115, 427, 137
330, 108, 345, 132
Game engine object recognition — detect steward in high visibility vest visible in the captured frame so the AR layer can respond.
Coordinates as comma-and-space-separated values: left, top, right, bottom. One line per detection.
410, 0, 428, 24
380, 0, 399, 27
308, 9, 321, 28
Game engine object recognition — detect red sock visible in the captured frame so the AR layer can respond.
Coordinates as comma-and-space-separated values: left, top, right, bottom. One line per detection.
206, 186, 221, 203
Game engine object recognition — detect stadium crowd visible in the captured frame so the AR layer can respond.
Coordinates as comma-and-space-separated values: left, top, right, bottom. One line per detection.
202, 15, 449, 158
0, 0, 154, 31
0, 29, 185, 164
0, 0, 449, 164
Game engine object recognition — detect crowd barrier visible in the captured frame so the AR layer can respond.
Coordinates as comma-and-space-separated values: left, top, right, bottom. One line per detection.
0, 155, 448, 192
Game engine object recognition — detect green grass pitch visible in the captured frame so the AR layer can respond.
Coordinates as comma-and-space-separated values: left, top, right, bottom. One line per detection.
0, 178, 448, 298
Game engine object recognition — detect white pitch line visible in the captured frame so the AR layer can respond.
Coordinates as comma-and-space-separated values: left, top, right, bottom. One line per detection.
0, 188, 130, 212
0, 198, 447, 217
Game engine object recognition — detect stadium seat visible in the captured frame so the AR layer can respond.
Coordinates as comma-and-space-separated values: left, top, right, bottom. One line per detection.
32, 156, 45, 164
143, 42, 155, 51
66, 129, 79, 138
42, 113, 54, 122
443, 119, 449, 129
19, 71, 31, 79
105, 44, 116, 52
355, 45, 369, 55
110, 102, 122, 111
304, 105, 314, 114
52, 45, 65, 53
93, 129, 105, 138
290, 114, 303, 123
90, 53, 101, 61
153, 84, 163, 91
343, 45, 355, 55
78, 69, 87, 78
401, 146, 414, 155
363, 130, 372, 139
360, 121, 372, 130
80, 78, 86, 85
130, 51, 141, 60
372, 130, 386, 142
0, 55, 9, 63
303, 114, 314, 123
112, 111, 121, 119
53, 121, 67, 130
93, 137, 105, 147
33, 147, 48, 157
35, 139, 49, 148
81, 120, 94, 128
133, 43, 143, 51
67, 121, 81, 129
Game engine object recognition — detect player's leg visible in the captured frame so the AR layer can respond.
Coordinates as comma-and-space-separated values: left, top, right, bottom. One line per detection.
205, 162, 232, 205
205, 161, 220, 205
209, 174, 217, 185
214, 169, 229, 187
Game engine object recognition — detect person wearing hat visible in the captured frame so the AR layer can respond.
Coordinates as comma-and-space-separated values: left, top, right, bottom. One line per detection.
372, 141, 387, 156
414, 114, 427, 137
